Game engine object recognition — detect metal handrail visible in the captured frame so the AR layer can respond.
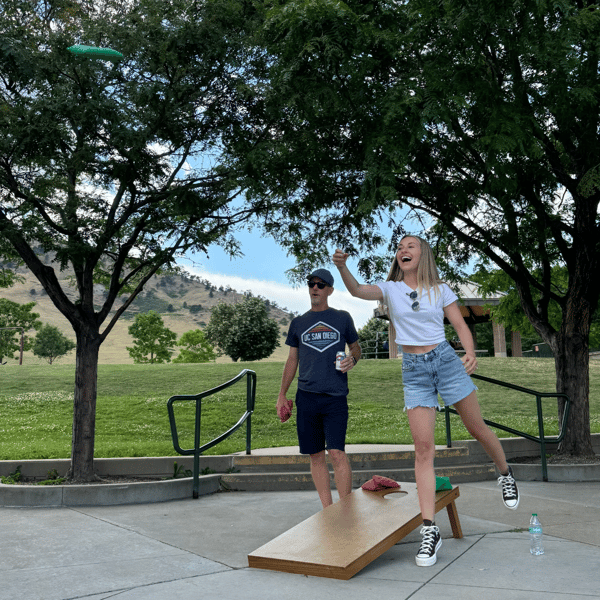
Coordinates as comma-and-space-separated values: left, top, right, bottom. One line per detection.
443, 373, 571, 482
167, 369, 256, 498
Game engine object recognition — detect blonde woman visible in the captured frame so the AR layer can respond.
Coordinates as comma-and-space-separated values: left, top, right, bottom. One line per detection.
332, 236, 519, 567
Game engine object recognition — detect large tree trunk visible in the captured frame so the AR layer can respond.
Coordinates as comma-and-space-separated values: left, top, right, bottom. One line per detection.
554, 333, 594, 455
552, 302, 595, 457
552, 198, 599, 457
67, 328, 102, 481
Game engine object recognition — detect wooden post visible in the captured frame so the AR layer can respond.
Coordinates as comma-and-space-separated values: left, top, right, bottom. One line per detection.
493, 321, 507, 357
511, 331, 522, 357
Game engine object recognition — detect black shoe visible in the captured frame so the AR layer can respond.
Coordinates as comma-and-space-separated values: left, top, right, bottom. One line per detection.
415, 525, 441, 567
498, 466, 519, 510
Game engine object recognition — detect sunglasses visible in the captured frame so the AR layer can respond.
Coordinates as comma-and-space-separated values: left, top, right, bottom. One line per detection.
407, 291, 420, 311
308, 281, 328, 289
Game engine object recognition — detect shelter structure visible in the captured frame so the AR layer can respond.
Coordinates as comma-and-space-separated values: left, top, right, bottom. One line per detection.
374, 281, 520, 358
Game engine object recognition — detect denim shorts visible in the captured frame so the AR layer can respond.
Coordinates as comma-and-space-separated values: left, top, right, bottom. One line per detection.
401, 340, 477, 410
295, 389, 348, 455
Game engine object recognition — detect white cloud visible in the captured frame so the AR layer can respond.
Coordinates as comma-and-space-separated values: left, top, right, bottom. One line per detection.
184, 267, 377, 329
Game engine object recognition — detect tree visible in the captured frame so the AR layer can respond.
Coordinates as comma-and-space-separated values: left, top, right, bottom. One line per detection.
127, 311, 176, 364
205, 297, 280, 362
0, 0, 270, 479
472, 267, 600, 352
358, 317, 389, 359
232, 0, 600, 456
0, 265, 23, 290
33, 324, 76, 364
173, 329, 216, 363
0, 298, 41, 363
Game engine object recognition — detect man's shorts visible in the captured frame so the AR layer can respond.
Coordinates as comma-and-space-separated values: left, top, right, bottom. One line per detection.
295, 389, 348, 455
401, 340, 477, 410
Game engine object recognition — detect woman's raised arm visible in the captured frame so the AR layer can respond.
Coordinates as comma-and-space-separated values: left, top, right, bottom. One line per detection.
332, 249, 383, 301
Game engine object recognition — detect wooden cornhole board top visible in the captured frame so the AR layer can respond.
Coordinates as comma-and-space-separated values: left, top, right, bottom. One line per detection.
248, 482, 462, 580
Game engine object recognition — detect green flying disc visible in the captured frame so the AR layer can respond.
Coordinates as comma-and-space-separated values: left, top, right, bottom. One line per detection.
67, 44, 123, 61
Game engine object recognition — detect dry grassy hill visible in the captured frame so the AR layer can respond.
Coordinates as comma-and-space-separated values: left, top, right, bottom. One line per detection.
1, 256, 295, 365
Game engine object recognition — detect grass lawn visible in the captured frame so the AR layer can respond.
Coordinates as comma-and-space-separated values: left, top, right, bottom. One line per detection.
0, 358, 598, 460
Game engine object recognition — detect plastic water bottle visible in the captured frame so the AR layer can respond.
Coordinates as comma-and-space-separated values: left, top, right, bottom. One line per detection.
529, 513, 544, 555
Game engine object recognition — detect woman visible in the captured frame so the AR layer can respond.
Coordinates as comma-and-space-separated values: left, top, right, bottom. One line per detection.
332, 236, 519, 567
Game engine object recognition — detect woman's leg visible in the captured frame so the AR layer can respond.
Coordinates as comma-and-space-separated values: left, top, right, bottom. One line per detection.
453, 391, 508, 472
407, 406, 437, 521
453, 390, 520, 509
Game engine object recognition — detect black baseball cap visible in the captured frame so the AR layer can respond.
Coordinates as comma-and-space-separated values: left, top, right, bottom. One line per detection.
307, 268, 334, 287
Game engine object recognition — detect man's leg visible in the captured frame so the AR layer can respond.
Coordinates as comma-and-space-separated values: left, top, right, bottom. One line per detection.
321, 394, 351, 504
328, 448, 352, 500
296, 390, 329, 507
309, 450, 333, 508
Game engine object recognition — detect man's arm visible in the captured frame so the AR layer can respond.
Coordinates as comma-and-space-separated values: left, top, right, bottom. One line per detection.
340, 340, 361, 373
278, 346, 299, 403
348, 340, 361, 363
277, 346, 299, 422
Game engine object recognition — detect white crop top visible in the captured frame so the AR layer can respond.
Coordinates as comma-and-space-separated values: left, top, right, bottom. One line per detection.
376, 281, 458, 346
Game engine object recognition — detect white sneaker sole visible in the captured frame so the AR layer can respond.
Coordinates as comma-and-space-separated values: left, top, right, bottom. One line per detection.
415, 538, 442, 567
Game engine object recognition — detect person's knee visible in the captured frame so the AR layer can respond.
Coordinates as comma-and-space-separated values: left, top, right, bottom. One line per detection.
465, 423, 485, 439
413, 439, 435, 461
462, 418, 490, 440
309, 450, 327, 466
327, 449, 349, 469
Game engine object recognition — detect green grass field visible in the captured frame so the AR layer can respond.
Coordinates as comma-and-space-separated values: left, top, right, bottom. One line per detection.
0, 358, 598, 460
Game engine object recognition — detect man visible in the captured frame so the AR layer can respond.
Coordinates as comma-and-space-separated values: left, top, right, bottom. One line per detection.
277, 268, 361, 508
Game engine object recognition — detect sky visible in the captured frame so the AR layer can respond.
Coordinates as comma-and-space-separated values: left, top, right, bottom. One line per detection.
177, 229, 380, 330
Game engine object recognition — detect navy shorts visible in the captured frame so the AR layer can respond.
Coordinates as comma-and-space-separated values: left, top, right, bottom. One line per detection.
295, 389, 348, 455
401, 340, 477, 410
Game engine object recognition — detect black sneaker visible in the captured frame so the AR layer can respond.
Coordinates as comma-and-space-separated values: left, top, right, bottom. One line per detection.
498, 466, 519, 510
415, 525, 442, 567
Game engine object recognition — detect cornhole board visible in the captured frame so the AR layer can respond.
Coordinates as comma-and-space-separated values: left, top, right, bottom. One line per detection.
248, 482, 461, 580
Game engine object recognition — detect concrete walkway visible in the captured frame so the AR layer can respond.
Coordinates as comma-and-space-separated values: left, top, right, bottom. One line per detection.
2, 479, 598, 600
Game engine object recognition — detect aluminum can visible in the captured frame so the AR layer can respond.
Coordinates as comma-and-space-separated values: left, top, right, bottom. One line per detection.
335, 351, 346, 371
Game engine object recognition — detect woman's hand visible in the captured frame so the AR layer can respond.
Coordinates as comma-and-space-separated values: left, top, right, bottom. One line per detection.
332, 248, 349, 269
461, 353, 478, 375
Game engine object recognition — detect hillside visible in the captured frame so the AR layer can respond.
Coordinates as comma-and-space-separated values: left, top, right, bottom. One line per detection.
0, 256, 296, 365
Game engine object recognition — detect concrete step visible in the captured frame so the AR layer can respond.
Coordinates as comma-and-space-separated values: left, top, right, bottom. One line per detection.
231, 446, 470, 473
0, 446, 470, 481
220, 464, 497, 492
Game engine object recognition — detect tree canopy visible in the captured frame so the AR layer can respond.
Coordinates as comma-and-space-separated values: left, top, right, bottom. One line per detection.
0, 0, 274, 479
228, 0, 600, 455
32, 323, 76, 364
173, 329, 217, 363
205, 296, 280, 362
0, 298, 41, 363
127, 311, 176, 363
472, 267, 600, 351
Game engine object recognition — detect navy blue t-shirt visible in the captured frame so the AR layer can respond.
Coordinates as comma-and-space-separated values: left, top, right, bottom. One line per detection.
285, 308, 359, 397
